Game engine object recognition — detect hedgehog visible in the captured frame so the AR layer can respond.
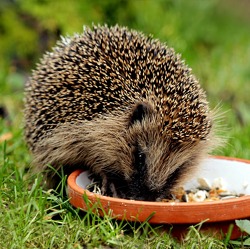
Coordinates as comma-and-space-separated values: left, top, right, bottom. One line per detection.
24, 24, 216, 201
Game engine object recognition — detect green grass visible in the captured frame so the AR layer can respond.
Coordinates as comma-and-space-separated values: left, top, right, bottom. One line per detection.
0, 140, 226, 249
1, 1, 250, 248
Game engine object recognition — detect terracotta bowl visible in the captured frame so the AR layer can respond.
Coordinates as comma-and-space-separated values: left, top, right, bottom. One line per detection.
67, 156, 250, 239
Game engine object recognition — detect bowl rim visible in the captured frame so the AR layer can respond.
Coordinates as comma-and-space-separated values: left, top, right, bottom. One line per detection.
68, 155, 250, 206
67, 156, 250, 223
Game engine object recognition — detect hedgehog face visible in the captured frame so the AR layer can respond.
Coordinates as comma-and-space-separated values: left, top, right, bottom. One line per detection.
100, 102, 209, 201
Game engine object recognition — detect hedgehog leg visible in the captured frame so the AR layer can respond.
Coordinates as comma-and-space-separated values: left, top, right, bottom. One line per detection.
109, 182, 118, 198
101, 174, 108, 195
100, 174, 118, 197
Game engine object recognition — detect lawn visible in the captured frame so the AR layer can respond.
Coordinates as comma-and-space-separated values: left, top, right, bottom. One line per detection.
0, 1, 250, 248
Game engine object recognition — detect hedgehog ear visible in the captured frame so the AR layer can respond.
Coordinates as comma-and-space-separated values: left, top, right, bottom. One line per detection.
129, 102, 154, 126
